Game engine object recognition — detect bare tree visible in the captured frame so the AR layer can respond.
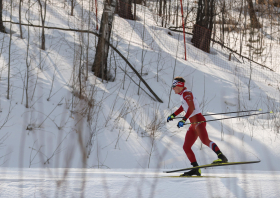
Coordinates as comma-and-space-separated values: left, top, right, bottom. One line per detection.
138, 7, 146, 95
38, 0, 47, 50
25, 0, 32, 108
92, 0, 115, 81
85, 0, 91, 81
116, 0, 133, 19
7, 0, 12, 99
159, 0, 163, 17
19, 0, 23, 38
192, 0, 215, 53
146, 104, 163, 168
70, 0, 76, 16
0, 0, 6, 33
246, 0, 261, 28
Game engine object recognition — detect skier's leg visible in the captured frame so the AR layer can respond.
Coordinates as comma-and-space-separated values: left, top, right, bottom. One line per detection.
183, 124, 198, 163
181, 125, 201, 176
195, 122, 228, 163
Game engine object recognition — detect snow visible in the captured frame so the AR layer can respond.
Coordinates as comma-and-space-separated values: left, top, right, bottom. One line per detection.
1, 168, 280, 197
1, 0, 280, 197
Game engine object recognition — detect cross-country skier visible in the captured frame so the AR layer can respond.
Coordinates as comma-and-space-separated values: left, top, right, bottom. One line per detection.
167, 77, 228, 176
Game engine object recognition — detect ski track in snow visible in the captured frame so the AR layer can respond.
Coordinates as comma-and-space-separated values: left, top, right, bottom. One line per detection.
0, 168, 279, 198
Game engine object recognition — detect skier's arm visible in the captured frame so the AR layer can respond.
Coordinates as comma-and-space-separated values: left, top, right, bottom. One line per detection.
167, 106, 183, 122
182, 92, 195, 121
173, 106, 184, 116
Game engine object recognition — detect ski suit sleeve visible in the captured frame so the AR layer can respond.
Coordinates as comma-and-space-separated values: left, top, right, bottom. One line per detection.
173, 106, 184, 116
181, 91, 195, 121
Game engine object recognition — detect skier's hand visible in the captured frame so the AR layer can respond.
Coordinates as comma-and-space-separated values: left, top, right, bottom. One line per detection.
167, 114, 175, 122
177, 120, 185, 128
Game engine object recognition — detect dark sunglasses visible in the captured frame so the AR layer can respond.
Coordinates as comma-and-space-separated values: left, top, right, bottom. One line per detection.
172, 85, 176, 88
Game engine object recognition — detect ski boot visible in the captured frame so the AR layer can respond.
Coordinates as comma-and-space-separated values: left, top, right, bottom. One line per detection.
180, 168, 201, 177
212, 153, 228, 164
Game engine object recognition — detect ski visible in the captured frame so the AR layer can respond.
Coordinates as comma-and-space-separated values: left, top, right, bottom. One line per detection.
163, 160, 261, 173
165, 175, 232, 178
124, 175, 231, 178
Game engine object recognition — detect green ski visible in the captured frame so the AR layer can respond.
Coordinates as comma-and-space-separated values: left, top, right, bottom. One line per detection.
163, 160, 260, 173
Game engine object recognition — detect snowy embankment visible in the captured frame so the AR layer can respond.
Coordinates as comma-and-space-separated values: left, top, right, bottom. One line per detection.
0, 0, 280, 197
1, 168, 280, 197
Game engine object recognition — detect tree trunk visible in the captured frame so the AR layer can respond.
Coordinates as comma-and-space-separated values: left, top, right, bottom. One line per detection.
162, 0, 166, 27
159, 0, 162, 17
92, 0, 115, 81
246, 0, 261, 28
71, 0, 75, 16
19, 0, 23, 38
194, 0, 215, 30
38, 0, 47, 50
0, 0, 6, 33
192, 0, 215, 53
117, 0, 133, 19
7, 0, 12, 99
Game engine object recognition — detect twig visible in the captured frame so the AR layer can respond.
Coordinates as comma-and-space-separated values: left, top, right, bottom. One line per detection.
38, 97, 64, 128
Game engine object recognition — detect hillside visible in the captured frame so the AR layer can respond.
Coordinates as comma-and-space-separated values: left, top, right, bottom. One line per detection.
0, 0, 279, 170
0, 0, 280, 197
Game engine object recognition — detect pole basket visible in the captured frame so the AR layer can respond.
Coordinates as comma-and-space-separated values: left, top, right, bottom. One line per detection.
192, 24, 212, 53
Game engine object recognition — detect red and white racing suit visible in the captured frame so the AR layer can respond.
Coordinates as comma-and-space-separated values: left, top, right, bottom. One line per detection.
173, 87, 220, 163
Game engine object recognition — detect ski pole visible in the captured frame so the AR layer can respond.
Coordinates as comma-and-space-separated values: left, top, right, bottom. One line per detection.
176, 109, 262, 119
184, 111, 273, 125
202, 109, 262, 116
